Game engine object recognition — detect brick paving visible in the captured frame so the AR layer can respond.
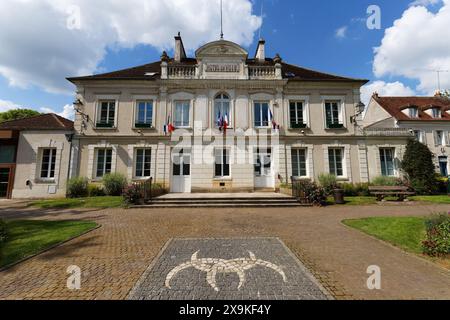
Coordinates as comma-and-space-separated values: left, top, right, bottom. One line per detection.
0, 202, 449, 300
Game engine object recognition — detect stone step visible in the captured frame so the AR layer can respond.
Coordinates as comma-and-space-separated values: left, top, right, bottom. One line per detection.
150, 199, 298, 204
152, 197, 294, 202
133, 202, 309, 208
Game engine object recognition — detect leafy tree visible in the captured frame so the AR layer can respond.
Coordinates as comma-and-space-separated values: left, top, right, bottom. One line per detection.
0, 109, 40, 123
401, 139, 436, 194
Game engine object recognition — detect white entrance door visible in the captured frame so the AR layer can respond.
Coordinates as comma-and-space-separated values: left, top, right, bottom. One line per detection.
254, 148, 275, 189
171, 148, 191, 193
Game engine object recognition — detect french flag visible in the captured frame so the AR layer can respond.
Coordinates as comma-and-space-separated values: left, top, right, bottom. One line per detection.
223, 113, 229, 134
270, 109, 279, 131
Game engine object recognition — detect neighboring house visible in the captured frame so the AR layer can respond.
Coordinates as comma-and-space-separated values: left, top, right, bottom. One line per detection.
363, 93, 450, 177
0, 114, 74, 199
66, 34, 410, 193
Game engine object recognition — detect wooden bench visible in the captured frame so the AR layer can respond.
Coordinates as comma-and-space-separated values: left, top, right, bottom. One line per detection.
368, 186, 415, 202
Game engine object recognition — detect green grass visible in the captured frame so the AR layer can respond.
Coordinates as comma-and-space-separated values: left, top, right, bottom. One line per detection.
0, 220, 97, 268
343, 217, 426, 254
29, 196, 124, 209
411, 195, 450, 204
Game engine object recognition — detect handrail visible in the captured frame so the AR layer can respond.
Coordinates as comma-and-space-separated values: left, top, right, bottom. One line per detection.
290, 177, 311, 204
135, 177, 153, 203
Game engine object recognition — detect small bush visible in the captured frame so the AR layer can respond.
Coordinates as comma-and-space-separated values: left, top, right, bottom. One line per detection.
0, 219, 8, 244
422, 213, 450, 257
318, 173, 338, 195
123, 184, 142, 205
293, 180, 327, 206
341, 183, 370, 197
435, 176, 448, 195
67, 177, 89, 198
371, 176, 402, 186
102, 173, 127, 196
88, 184, 105, 197
151, 183, 169, 198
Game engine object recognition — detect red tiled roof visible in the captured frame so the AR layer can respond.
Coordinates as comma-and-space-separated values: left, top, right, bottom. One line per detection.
0, 113, 74, 130
373, 95, 450, 121
67, 59, 368, 83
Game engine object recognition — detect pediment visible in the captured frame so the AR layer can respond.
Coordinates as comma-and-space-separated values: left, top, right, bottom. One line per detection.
196, 40, 248, 59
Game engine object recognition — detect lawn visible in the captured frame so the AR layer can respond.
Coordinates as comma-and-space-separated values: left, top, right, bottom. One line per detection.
0, 220, 98, 268
329, 195, 450, 206
343, 217, 449, 270
411, 195, 450, 204
29, 196, 124, 209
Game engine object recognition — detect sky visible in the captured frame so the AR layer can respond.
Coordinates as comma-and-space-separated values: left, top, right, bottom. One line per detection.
0, 0, 449, 119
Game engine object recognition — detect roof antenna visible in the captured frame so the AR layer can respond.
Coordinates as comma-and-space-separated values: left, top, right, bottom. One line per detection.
435, 70, 449, 92
258, 0, 264, 40
220, 0, 224, 39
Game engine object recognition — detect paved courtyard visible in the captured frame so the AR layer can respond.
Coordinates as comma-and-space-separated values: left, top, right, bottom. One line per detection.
0, 202, 449, 300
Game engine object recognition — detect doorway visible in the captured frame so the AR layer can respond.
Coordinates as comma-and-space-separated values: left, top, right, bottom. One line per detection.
170, 148, 191, 193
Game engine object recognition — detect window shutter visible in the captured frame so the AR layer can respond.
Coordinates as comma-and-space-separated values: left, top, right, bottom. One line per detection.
434, 131, 440, 146
445, 131, 450, 146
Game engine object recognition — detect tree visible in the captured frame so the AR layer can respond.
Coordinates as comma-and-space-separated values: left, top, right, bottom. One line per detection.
401, 139, 436, 194
0, 109, 40, 123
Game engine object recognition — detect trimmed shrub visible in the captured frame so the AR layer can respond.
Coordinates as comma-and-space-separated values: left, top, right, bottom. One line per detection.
67, 177, 89, 198
371, 176, 402, 186
401, 139, 437, 194
422, 213, 450, 257
123, 184, 142, 205
0, 219, 7, 244
88, 184, 105, 197
318, 173, 337, 195
102, 173, 127, 196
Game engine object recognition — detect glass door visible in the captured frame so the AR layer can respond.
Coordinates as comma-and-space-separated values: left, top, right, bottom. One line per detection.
0, 168, 11, 198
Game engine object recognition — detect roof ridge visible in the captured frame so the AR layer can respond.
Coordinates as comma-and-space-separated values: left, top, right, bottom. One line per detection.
51, 113, 68, 128
0, 112, 47, 125
282, 62, 368, 82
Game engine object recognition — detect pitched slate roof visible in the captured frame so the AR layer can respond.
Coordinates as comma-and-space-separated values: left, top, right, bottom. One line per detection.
67, 58, 368, 83
373, 95, 450, 121
0, 113, 74, 130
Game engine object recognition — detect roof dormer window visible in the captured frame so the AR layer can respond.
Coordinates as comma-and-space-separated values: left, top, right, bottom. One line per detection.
408, 107, 418, 118
431, 107, 442, 118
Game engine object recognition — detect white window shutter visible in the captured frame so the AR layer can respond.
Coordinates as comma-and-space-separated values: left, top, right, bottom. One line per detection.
434, 131, 440, 146
445, 131, 450, 146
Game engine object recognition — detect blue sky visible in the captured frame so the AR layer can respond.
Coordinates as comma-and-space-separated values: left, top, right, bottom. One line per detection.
0, 0, 449, 118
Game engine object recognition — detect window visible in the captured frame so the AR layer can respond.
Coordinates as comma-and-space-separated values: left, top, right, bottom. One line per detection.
380, 148, 395, 177
254, 102, 270, 128
135, 101, 153, 128
214, 148, 230, 177
135, 148, 151, 178
172, 149, 190, 176
214, 94, 231, 127
413, 130, 425, 143
434, 130, 448, 146
96, 101, 116, 128
409, 107, 418, 118
40, 148, 56, 179
325, 101, 343, 128
439, 156, 448, 177
254, 148, 272, 176
174, 101, 190, 127
328, 148, 344, 177
0, 145, 15, 163
291, 149, 307, 177
432, 108, 442, 118
290, 102, 306, 128
95, 149, 112, 178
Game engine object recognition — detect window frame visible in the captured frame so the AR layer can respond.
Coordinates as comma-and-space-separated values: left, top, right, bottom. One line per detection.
291, 148, 308, 178
214, 148, 231, 178
289, 101, 307, 129
254, 101, 271, 128
39, 148, 57, 180
328, 147, 344, 177
434, 130, 449, 146
214, 93, 232, 128
173, 100, 191, 128
134, 100, 154, 129
379, 148, 396, 177
95, 148, 113, 179
96, 100, 117, 128
409, 107, 419, 118
134, 148, 152, 179
432, 108, 442, 119
324, 100, 344, 129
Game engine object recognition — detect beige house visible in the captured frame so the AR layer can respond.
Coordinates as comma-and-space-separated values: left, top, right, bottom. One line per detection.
363, 93, 450, 177
66, 35, 409, 193
0, 114, 74, 199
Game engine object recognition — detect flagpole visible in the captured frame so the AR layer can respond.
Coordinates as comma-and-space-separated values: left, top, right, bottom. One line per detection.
220, 0, 224, 39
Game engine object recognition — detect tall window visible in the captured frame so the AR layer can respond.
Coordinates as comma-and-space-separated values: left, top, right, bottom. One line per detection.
328, 148, 344, 177
173, 149, 190, 176
290, 102, 306, 128
135, 148, 151, 178
325, 101, 343, 128
291, 149, 307, 177
215, 148, 230, 177
97, 101, 116, 128
135, 101, 153, 128
413, 130, 425, 143
214, 94, 230, 127
434, 130, 448, 146
254, 102, 270, 128
432, 108, 442, 118
96, 149, 112, 178
380, 148, 395, 177
439, 156, 448, 177
40, 148, 56, 179
174, 101, 190, 127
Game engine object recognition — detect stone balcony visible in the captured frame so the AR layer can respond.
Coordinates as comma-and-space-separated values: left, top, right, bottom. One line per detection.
364, 128, 413, 137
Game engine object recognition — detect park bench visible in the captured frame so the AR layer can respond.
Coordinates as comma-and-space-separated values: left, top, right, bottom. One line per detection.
368, 186, 415, 202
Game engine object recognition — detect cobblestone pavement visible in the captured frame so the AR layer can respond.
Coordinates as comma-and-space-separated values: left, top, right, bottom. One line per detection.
0, 202, 449, 300
128, 238, 330, 300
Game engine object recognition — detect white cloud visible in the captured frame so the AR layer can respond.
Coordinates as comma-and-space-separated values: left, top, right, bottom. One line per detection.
0, 0, 262, 94
361, 81, 416, 106
373, 0, 450, 94
40, 104, 74, 120
409, 0, 442, 7
0, 99, 21, 112
335, 26, 348, 39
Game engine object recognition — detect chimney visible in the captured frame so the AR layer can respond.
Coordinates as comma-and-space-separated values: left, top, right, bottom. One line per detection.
255, 39, 266, 62
174, 32, 187, 63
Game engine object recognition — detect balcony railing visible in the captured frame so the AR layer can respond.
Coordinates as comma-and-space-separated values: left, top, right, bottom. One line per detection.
364, 128, 413, 137
168, 65, 196, 79
249, 66, 277, 79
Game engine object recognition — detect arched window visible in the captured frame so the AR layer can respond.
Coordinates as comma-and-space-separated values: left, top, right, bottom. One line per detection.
214, 93, 231, 127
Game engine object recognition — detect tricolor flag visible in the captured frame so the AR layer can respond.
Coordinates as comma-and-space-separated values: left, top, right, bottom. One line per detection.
269, 109, 279, 131
164, 115, 175, 135
223, 113, 229, 135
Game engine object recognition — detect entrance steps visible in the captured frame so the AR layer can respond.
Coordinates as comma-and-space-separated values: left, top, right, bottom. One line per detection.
133, 193, 308, 208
